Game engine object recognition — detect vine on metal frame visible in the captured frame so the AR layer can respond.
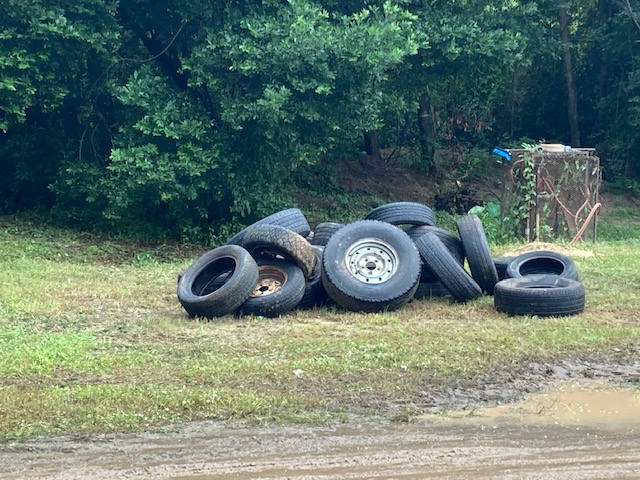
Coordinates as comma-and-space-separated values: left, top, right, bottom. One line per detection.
502, 143, 538, 240
502, 146, 601, 243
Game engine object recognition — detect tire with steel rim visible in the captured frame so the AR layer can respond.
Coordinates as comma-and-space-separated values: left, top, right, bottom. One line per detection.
177, 245, 259, 319
236, 256, 306, 318
321, 220, 421, 312
494, 274, 585, 317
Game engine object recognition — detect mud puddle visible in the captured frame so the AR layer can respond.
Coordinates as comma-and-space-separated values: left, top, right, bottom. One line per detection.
1, 379, 639, 479
434, 378, 640, 427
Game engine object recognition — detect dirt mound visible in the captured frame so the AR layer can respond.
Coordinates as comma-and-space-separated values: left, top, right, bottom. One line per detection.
338, 157, 439, 206
501, 241, 594, 258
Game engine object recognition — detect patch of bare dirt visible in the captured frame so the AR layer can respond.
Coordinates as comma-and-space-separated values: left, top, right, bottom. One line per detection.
335, 155, 504, 210
500, 241, 594, 258
316, 156, 637, 234
337, 157, 439, 206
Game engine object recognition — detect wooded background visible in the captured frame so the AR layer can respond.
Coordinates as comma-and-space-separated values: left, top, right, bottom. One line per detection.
1, 0, 638, 240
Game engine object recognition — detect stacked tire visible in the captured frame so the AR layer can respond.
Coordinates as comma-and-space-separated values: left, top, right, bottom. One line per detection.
176, 203, 586, 319
178, 208, 320, 319
492, 250, 585, 317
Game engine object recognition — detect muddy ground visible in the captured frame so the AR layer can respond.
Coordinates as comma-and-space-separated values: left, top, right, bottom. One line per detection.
2, 359, 639, 479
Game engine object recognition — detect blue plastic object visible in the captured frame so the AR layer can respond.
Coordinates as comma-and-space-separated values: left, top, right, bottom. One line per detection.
492, 147, 511, 161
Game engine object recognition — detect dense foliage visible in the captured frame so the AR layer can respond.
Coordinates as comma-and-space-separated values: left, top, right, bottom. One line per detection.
1, 0, 639, 240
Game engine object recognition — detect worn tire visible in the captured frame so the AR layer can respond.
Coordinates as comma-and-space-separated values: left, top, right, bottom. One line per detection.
493, 256, 516, 281
413, 232, 482, 303
506, 250, 579, 280
456, 215, 499, 295
494, 274, 586, 317
364, 201, 436, 227
240, 224, 317, 280
321, 220, 421, 312
178, 270, 228, 288
298, 246, 329, 310
310, 222, 345, 247
413, 281, 451, 300
406, 225, 465, 282
226, 208, 311, 245
236, 257, 306, 318
177, 245, 259, 319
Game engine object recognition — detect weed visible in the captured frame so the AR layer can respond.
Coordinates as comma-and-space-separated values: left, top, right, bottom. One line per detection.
391, 405, 420, 423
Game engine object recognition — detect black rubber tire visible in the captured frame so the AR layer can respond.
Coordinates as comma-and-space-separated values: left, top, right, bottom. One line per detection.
493, 256, 516, 281
226, 208, 311, 245
364, 201, 436, 227
298, 246, 329, 310
506, 250, 579, 280
240, 224, 317, 280
456, 215, 500, 295
413, 232, 482, 303
321, 220, 421, 312
178, 270, 229, 288
236, 257, 306, 318
310, 222, 345, 247
406, 225, 465, 282
494, 274, 586, 317
177, 245, 259, 319
413, 281, 451, 300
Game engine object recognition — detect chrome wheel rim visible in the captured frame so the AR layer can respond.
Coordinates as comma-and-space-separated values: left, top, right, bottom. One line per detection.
344, 238, 398, 284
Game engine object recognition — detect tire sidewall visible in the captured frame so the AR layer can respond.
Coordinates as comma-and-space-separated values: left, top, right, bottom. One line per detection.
494, 274, 585, 316
506, 251, 579, 280
177, 245, 259, 318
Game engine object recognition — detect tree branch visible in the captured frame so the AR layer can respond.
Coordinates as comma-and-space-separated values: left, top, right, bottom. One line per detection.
624, 0, 640, 32
117, 6, 189, 90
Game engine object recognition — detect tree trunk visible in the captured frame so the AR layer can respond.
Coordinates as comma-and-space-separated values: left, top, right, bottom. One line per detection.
418, 97, 435, 168
117, 6, 189, 91
363, 130, 382, 162
558, 6, 581, 147
596, 0, 613, 133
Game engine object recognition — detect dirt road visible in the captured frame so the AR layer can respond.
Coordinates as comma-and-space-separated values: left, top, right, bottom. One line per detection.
1, 380, 639, 479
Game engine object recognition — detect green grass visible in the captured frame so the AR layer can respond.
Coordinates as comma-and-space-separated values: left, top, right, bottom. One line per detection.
597, 206, 640, 241
0, 211, 639, 440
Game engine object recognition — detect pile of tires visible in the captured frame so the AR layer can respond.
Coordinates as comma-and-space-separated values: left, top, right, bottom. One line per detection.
176, 202, 585, 319
177, 208, 321, 319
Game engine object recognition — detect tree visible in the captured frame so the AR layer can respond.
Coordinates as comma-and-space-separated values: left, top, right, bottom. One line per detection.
0, 0, 119, 208
3, 0, 638, 240
401, 1, 537, 170
558, 3, 581, 146
53, 0, 423, 240
588, 0, 640, 179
